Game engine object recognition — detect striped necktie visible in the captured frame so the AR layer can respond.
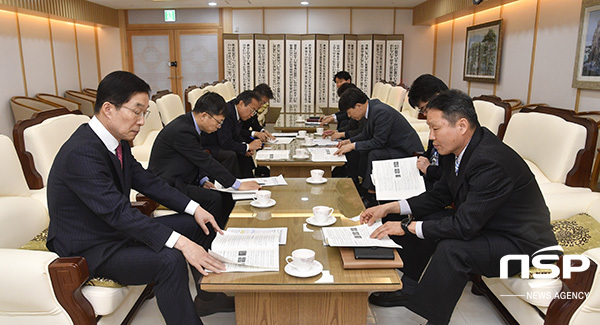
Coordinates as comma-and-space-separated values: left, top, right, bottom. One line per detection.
454, 156, 459, 175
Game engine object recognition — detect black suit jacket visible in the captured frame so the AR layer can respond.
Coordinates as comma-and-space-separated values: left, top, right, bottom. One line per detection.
350, 99, 423, 154
339, 117, 365, 139
148, 113, 237, 189
46, 124, 191, 274
407, 127, 557, 255
202, 100, 251, 155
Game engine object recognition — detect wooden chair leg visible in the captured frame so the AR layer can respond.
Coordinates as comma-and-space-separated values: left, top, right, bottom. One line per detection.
121, 284, 155, 325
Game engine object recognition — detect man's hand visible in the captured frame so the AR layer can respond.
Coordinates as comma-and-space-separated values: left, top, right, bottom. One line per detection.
245, 150, 255, 157
174, 236, 226, 275
334, 142, 354, 156
248, 139, 263, 151
370, 221, 405, 239
331, 132, 345, 141
193, 206, 223, 236
322, 130, 335, 138
337, 139, 350, 148
360, 202, 399, 225
320, 115, 335, 125
238, 181, 261, 191
416, 156, 431, 174
202, 181, 216, 189
263, 130, 275, 141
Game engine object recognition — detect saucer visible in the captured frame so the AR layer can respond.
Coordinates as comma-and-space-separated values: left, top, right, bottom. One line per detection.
305, 216, 336, 227
302, 142, 317, 147
306, 177, 327, 184
293, 154, 309, 159
285, 260, 323, 278
250, 199, 276, 208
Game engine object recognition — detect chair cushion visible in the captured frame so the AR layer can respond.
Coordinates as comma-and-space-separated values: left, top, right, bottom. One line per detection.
504, 112, 587, 184
132, 101, 162, 146
0, 135, 31, 197
156, 93, 184, 125
131, 131, 159, 163
0, 197, 48, 248
23, 114, 90, 186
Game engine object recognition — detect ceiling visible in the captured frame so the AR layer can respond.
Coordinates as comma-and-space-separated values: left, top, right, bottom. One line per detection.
87, 0, 428, 10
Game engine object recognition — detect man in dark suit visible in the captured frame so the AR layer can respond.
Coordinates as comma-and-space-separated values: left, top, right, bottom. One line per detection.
334, 87, 424, 199
202, 90, 263, 178
320, 70, 352, 130
148, 92, 261, 230
361, 90, 557, 324
241, 83, 275, 142
407, 74, 449, 190
46, 71, 230, 324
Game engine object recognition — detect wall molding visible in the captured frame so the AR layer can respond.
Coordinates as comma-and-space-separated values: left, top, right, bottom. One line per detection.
0, 0, 118, 27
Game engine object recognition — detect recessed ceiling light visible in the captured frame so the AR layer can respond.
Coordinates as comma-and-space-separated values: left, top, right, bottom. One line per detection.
301, 1, 309, 5
208, 1, 217, 6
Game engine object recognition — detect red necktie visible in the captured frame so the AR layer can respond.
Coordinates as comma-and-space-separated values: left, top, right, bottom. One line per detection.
116, 143, 123, 168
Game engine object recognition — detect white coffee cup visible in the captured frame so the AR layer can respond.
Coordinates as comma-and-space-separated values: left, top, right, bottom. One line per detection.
310, 169, 324, 181
316, 127, 324, 135
295, 148, 308, 157
313, 205, 334, 222
298, 130, 307, 138
305, 137, 314, 145
285, 248, 315, 272
254, 190, 271, 205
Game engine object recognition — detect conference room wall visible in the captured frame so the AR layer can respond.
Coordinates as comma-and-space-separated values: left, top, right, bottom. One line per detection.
0, 9, 122, 139
434, 0, 599, 111
232, 8, 431, 85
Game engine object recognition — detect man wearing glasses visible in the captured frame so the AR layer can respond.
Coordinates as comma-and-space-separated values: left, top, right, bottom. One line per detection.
203, 90, 263, 178
149, 91, 261, 239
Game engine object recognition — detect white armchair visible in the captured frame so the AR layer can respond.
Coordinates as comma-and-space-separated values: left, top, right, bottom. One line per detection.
10, 96, 65, 123
131, 100, 162, 167
472, 95, 512, 139
223, 80, 236, 101
153, 91, 185, 125
385, 86, 408, 112
36, 93, 82, 112
65, 90, 96, 117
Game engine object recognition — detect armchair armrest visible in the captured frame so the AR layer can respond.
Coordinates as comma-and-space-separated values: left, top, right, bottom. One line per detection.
49, 256, 96, 325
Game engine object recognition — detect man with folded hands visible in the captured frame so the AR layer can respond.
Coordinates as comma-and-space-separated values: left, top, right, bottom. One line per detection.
149, 91, 261, 230
46, 71, 233, 324
360, 89, 557, 325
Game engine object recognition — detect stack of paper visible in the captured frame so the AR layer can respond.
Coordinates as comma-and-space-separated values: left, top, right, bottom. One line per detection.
267, 137, 294, 145
307, 147, 347, 162
209, 229, 284, 272
371, 157, 426, 201
255, 149, 290, 161
271, 132, 297, 137
313, 138, 339, 146
321, 221, 401, 248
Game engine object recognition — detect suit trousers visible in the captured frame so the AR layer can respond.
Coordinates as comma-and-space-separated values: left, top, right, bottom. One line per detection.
406, 231, 523, 324
358, 147, 409, 190
94, 214, 210, 325
215, 149, 255, 178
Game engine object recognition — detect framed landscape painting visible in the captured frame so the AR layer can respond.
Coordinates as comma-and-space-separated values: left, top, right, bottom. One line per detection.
463, 19, 502, 83
573, 0, 600, 90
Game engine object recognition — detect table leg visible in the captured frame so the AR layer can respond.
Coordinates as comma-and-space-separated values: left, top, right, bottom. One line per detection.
234, 292, 368, 325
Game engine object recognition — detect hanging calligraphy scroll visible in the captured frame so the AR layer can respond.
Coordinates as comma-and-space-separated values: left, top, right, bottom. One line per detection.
386, 35, 404, 85
239, 34, 254, 92
356, 35, 373, 97
344, 35, 357, 83
255, 35, 269, 86
268, 35, 285, 107
328, 35, 344, 108
285, 35, 301, 113
315, 35, 329, 111
373, 35, 386, 86
301, 35, 316, 114
223, 34, 239, 94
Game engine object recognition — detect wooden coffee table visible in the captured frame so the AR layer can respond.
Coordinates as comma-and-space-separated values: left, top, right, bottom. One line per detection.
201, 179, 403, 324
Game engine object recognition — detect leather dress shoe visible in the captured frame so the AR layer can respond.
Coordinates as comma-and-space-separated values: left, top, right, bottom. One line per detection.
194, 293, 235, 316
368, 290, 412, 307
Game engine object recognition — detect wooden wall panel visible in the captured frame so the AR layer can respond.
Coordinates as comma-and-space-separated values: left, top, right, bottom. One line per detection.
19, 13, 55, 96
0, 0, 118, 27
51, 19, 79, 95
76, 24, 99, 89
0, 9, 24, 133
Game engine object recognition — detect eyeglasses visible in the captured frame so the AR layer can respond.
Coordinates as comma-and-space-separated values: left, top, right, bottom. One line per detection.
207, 113, 225, 126
248, 106, 258, 116
121, 105, 151, 119
417, 103, 428, 114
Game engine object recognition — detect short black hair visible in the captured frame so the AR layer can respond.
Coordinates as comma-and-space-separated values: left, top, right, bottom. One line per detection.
234, 90, 261, 106
333, 71, 352, 83
337, 82, 357, 97
193, 92, 226, 116
95, 71, 150, 114
253, 83, 274, 100
407, 74, 448, 109
338, 87, 369, 111
427, 89, 479, 129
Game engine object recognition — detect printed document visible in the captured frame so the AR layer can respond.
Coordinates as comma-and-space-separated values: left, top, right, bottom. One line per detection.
372, 157, 426, 201
271, 132, 297, 137
321, 221, 402, 248
267, 137, 294, 145
313, 138, 339, 146
209, 231, 281, 272
255, 149, 290, 161
225, 227, 288, 245
308, 147, 347, 162
213, 178, 266, 194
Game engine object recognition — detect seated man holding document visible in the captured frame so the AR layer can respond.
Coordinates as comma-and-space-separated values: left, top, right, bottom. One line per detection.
46, 71, 231, 324
149, 91, 261, 229
360, 90, 558, 325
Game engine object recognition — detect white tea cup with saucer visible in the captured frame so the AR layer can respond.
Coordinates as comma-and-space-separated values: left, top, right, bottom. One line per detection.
254, 190, 271, 205
294, 148, 308, 159
307, 169, 326, 184
312, 205, 334, 223
298, 130, 307, 138
316, 127, 324, 135
285, 248, 315, 273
